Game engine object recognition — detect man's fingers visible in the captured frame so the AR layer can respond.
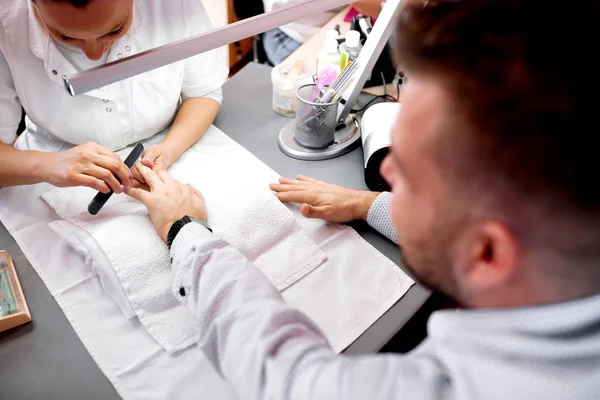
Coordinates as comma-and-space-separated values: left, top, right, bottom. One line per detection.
270, 183, 289, 192
278, 177, 305, 186
130, 177, 150, 191
157, 169, 173, 183
297, 175, 321, 183
132, 164, 145, 184
270, 183, 309, 193
301, 204, 329, 219
124, 186, 150, 203
273, 190, 318, 205
136, 163, 162, 190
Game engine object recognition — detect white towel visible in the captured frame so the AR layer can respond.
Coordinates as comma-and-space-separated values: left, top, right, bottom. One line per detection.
42, 142, 327, 353
43, 189, 196, 353
49, 220, 137, 320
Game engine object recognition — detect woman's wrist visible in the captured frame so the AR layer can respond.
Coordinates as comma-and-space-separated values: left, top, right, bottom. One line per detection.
28, 150, 55, 184
157, 140, 180, 168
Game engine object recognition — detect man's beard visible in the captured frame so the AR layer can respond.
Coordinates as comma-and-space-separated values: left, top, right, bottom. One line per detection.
397, 240, 462, 307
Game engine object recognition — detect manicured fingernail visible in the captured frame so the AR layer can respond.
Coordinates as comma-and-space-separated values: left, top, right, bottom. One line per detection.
129, 171, 133, 178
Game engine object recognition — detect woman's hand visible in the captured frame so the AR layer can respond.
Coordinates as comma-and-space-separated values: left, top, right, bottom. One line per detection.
270, 175, 380, 223
131, 144, 173, 188
44, 142, 132, 193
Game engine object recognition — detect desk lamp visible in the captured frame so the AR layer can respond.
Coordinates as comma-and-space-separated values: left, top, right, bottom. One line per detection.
63, 0, 405, 160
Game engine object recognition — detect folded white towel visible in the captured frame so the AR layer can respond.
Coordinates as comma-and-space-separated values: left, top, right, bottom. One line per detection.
49, 220, 137, 320
42, 138, 327, 353
205, 190, 327, 290
44, 188, 195, 353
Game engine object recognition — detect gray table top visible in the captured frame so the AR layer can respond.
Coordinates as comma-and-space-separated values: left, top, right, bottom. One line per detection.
0, 62, 430, 400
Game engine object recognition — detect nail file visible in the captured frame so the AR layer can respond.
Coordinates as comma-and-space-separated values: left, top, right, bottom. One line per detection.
88, 143, 145, 215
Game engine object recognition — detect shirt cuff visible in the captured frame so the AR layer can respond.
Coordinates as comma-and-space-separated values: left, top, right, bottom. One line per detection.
170, 222, 213, 305
366, 192, 398, 244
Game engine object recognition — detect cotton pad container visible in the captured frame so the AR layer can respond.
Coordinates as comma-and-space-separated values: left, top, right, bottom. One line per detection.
271, 62, 314, 117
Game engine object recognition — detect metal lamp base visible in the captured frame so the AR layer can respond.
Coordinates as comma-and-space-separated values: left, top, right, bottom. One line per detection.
278, 118, 361, 161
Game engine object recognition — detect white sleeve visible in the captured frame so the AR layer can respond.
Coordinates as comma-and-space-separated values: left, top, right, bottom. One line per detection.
180, 0, 229, 101
0, 49, 22, 144
169, 223, 447, 400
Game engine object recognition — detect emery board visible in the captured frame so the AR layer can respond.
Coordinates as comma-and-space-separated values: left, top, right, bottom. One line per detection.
88, 143, 145, 215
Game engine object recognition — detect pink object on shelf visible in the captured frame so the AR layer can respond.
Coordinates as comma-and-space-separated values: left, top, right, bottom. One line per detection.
344, 7, 361, 22
344, 6, 380, 23
315, 66, 339, 91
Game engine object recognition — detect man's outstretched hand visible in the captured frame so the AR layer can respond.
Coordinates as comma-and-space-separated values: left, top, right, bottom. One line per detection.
125, 164, 207, 243
270, 175, 380, 223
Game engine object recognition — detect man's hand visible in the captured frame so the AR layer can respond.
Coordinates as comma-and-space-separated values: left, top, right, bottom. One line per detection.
44, 142, 132, 193
270, 175, 380, 223
124, 164, 207, 243
131, 144, 172, 188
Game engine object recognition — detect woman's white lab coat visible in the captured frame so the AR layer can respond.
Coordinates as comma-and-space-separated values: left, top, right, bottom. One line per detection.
0, 0, 228, 152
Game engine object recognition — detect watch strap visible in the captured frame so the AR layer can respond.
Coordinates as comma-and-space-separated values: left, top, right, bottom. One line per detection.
167, 216, 212, 249
167, 216, 192, 249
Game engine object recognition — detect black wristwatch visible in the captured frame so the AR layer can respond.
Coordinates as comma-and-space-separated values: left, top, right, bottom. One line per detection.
167, 216, 212, 249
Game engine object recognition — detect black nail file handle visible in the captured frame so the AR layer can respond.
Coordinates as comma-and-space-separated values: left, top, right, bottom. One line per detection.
88, 143, 145, 215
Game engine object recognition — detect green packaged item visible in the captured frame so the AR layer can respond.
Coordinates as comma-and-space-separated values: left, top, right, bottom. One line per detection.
0, 269, 17, 317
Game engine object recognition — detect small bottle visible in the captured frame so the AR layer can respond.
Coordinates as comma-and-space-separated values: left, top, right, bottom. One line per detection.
325, 29, 339, 42
340, 30, 362, 69
317, 38, 342, 74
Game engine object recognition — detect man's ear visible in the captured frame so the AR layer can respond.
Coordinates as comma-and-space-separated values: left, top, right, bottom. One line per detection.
454, 221, 519, 298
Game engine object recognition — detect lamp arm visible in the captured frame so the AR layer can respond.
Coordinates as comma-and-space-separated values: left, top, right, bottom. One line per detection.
64, 0, 355, 96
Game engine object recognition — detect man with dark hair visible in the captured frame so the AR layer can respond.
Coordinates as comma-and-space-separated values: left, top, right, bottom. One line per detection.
128, 0, 600, 398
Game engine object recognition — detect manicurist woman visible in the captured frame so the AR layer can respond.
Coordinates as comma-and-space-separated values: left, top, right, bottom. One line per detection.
0, 0, 227, 192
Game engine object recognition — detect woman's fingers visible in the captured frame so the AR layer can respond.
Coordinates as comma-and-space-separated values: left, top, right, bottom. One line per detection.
142, 146, 161, 167
74, 174, 111, 194
83, 165, 123, 193
93, 143, 121, 161
94, 155, 131, 187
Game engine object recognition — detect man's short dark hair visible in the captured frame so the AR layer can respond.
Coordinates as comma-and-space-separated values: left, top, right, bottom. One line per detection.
396, 1, 600, 266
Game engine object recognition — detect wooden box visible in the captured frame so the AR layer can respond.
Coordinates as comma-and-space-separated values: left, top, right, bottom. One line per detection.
0, 250, 31, 333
